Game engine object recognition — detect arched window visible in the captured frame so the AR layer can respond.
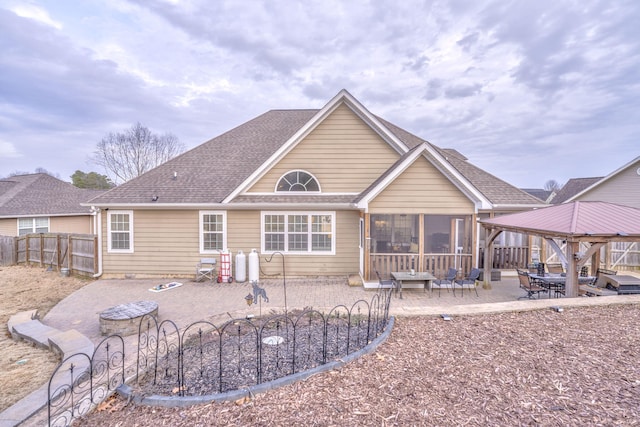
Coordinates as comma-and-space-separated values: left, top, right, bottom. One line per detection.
276, 170, 320, 192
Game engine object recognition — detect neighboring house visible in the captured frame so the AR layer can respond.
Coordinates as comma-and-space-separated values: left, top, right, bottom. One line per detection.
86, 90, 546, 281
564, 156, 640, 209
521, 188, 553, 203
0, 174, 103, 236
549, 177, 603, 204
536, 156, 640, 270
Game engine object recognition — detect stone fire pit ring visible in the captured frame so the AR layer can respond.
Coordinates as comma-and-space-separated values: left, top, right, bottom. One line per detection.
99, 300, 159, 336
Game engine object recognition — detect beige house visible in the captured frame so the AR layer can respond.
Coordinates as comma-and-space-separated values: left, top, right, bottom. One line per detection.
564, 156, 640, 209
0, 174, 102, 237
86, 90, 545, 281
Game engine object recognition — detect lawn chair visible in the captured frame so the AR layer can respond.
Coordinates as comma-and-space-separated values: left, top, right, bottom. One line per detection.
517, 269, 546, 299
454, 268, 480, 297
195, 258, 216, 282
432, 268, 457, 297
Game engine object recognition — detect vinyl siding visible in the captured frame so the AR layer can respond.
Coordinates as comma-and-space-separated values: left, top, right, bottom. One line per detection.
50, 216, 94, 234
101, 209, 360, 278
0, 219, 15, 236
575, 161, 640, 209
249, 104, 399, 193
0, 216, 93, 236
369, 157, 475, 214
102, 210, 202, 277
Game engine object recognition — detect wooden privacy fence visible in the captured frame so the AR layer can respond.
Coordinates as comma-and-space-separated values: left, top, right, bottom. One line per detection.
0, 235, 17, 266
12, 233, 98, 276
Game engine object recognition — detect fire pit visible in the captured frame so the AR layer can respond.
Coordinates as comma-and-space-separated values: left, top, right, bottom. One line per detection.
99, 300, 159, 336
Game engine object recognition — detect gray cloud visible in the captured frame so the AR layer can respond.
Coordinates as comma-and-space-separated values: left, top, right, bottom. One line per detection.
0, 0, 638, 188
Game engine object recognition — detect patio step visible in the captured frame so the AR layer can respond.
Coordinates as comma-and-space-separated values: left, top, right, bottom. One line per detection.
7, 310, 39, 340
11, 319, 59, 349
48, 329, 94, 358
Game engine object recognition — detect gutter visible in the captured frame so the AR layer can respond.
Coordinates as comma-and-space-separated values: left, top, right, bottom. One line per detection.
91, 207, 103, 278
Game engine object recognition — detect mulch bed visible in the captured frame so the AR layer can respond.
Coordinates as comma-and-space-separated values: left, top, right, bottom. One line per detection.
74, 304, 640, 426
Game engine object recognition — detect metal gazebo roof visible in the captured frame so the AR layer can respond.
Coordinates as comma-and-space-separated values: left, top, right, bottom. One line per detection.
480, 201, 640, 242
479, 201, 640, 297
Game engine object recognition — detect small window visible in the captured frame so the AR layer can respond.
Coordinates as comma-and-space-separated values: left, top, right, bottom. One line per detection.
18, 217, 49, 235
276, 170, 320, 192
108, 210, 133, 253
200, 211, 227, 253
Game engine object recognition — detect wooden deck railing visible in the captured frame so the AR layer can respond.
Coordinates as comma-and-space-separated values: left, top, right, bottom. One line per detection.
479, 246, 529, 270
370, 253, 473, 281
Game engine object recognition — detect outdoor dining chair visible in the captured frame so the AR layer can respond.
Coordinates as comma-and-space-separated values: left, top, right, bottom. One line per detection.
432, 267, 457, 297
375, 270, 396, 292
454, 268, 480, 297
517, 269, 546, 299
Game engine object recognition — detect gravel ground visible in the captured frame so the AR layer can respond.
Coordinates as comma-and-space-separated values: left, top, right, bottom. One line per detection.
74, 304, 640, 427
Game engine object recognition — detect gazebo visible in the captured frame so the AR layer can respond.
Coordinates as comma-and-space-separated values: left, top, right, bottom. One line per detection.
479, 201, 640, 297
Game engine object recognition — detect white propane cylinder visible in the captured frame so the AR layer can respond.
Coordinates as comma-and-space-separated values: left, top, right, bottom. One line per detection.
248, 249, 260, 282
235, 250, 247, 282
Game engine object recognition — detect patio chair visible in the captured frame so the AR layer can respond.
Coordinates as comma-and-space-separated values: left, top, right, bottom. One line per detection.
195, 258, 216, 282
517, 269, 546, 299
375, 270, 396, 291
432, 268, 457, 297
547, 263, 564, 274
454, 268, 480, 297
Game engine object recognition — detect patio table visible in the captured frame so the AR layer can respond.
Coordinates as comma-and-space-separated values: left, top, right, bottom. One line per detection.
529, 273, 596, 297
391, 271, 436, 299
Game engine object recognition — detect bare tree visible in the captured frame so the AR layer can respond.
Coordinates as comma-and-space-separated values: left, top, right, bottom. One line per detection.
544, 179, 561, 192
91, 122, 185, 184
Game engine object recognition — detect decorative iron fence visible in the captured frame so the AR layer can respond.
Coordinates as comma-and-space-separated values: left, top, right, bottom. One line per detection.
47, 336, 125, 427
135, 290, 392, 397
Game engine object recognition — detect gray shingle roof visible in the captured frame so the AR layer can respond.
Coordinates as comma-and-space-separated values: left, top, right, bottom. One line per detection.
0, 174, 103, 217
88, 110, 317, 205
551, 177, 603, 204
521, 189, 553, 202
89, 103, 545, 208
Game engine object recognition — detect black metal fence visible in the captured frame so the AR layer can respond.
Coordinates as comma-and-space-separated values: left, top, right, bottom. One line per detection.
135, 290, 392, 397
45, 288, 392, 426
47, 336, 125, 426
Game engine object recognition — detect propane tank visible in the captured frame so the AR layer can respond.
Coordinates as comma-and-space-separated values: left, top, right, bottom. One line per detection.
235, 250, 247, 282
248, 249, 260, 282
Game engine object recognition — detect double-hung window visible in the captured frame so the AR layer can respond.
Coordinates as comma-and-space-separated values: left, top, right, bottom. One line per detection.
200, 211, 226, 253
108, 210, 133, 253
262, 212, 334, 254
18, 217, 49, 235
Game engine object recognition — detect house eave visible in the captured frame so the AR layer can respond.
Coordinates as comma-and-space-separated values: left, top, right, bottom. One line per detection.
82, 202, 359, 211
0, 212, 93, 219
489, 203, 550, 211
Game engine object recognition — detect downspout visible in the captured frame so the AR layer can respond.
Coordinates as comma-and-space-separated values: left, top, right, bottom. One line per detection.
91, 207, 103, 278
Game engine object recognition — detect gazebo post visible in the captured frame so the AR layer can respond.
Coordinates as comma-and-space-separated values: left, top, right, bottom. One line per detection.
483, 228, 502, 289
565, 241, 580, 298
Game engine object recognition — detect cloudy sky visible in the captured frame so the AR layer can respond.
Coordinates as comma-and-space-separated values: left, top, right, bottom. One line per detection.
1, 0, 638, 189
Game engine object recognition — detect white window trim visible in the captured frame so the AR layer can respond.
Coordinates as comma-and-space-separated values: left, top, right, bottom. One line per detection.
17, 217, 50, 235
274, 170, 322, 193
261, 211, 335, 255
107, 210, 134, 253
199, 211, 227, 254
